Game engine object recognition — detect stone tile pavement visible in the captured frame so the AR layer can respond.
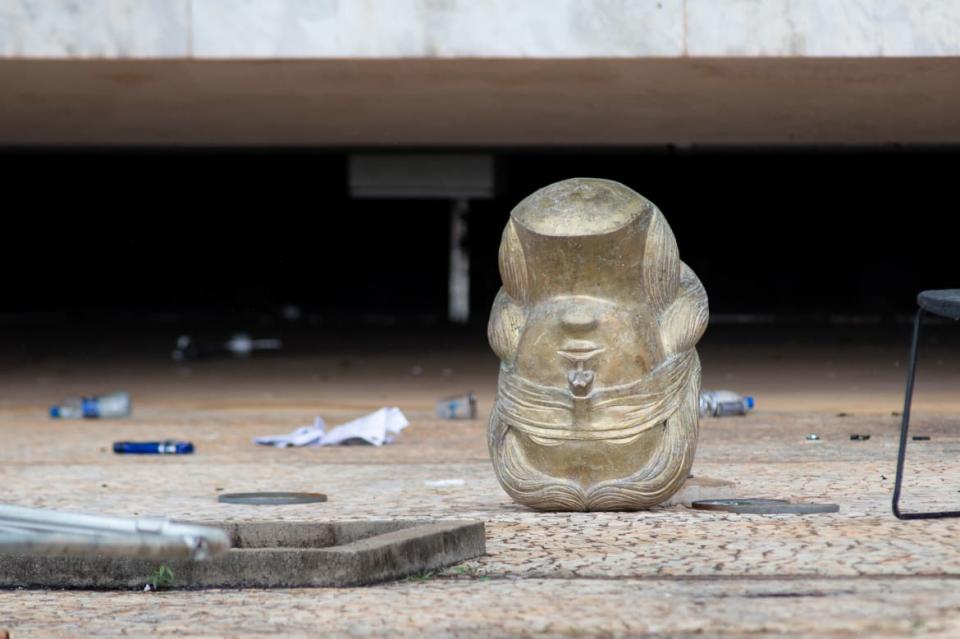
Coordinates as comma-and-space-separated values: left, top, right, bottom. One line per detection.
1, 346, 960, 637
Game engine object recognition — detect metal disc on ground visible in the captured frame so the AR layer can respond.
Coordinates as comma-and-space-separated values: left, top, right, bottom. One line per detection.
692, 499, 787, 510
692, 498, 839, 515
218, 492, 327, 505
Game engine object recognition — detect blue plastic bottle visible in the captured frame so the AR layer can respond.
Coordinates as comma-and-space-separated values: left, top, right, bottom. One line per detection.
699, 390, 755, 417
50, 392, 131, 419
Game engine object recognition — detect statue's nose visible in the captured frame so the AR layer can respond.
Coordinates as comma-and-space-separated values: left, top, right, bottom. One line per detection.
561, 308, 598, 332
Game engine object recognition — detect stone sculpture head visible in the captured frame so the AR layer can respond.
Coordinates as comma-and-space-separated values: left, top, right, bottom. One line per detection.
488, 178, 708, 511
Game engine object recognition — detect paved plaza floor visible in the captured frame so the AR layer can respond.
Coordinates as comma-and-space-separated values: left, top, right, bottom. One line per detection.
1, 324, 959, 637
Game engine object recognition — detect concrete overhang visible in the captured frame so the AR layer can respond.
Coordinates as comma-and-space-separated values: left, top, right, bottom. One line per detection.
2, 57, 959, 146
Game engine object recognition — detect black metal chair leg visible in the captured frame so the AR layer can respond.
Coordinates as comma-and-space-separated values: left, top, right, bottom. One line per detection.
892, 308, 960, 519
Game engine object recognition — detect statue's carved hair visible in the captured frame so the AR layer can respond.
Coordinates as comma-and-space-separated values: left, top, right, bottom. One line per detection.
488, 289, 526, 364
643, 209, 681, 317
488, 220, 529, 364
642, 206, 709, 356
498, 220, 529, 304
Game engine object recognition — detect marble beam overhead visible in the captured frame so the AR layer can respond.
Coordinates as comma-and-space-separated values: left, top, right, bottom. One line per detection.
2, 0, 960, 60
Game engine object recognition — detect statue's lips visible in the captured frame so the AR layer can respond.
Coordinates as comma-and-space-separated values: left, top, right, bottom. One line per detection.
558, 340, 604, 362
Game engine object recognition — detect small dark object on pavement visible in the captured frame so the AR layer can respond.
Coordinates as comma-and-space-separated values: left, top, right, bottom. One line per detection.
692, 499, 839, 515
912, 435, 931, 441
218, 492, 327, 505
850, 434, 871, 441
836, 412, 850, 417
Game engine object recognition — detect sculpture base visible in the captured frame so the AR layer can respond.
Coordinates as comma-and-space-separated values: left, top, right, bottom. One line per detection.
663, 476, 736, 508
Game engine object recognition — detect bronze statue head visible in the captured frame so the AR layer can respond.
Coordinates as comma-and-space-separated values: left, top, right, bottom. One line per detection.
488, 178, 708, 511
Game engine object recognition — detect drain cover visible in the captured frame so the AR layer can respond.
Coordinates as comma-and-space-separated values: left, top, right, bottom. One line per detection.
218, 492, 327, 505
692, 498, 839, 515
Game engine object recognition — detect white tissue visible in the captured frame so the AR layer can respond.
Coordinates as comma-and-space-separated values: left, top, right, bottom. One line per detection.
254, 407, 409, 447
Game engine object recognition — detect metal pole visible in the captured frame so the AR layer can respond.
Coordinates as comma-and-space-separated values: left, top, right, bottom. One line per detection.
892, 309, 922, 518
0, 504, 230, 560
892, 307, 960, 519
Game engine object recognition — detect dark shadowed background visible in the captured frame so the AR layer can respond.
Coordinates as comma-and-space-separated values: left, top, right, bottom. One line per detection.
1, 147, 954, 328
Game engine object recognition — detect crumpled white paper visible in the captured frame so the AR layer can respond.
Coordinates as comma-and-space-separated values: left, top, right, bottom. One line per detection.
254, 407, 409, 447
424, 479, 465, 488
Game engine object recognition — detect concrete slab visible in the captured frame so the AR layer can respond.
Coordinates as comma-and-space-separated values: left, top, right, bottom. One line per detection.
0, 520, 485, 589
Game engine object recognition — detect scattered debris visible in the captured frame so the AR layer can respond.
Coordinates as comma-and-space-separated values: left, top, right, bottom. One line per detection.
254, 407, 410, 447
692, 498, 839, 515
850, 434, 871, 441
113, 440, 194, 455
226, 332, 281, 357
424, 479, 465, 488
806, 433, 821, 441
172, 332, 282, 361
49, 391, 131, 419
436, 392, 477, 420
912, 435, 931, 441
699, 390, 754, 417
218, 492, 327, 505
